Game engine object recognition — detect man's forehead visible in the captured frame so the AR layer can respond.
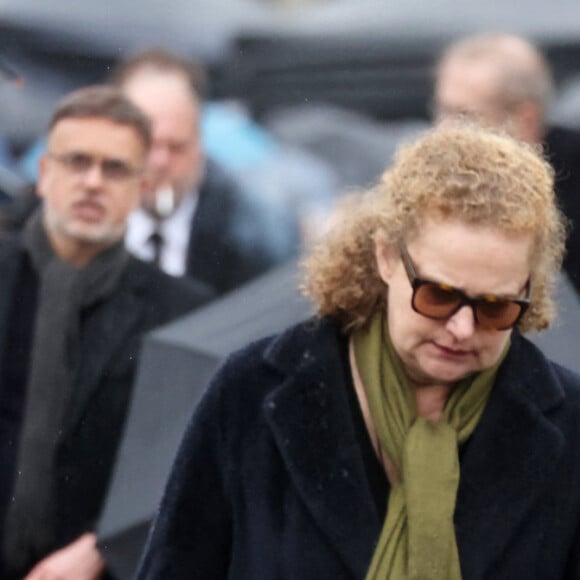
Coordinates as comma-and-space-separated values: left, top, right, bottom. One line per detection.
123, 72, 197, 114
48, 117, 146, 158
438, 58, 501, 97
435, 59, 506, 119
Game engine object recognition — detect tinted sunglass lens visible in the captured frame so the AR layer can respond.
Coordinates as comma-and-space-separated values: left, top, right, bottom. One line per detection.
414, 283, 525, 330
476, 300, 523, 330
413, 282, 461, 318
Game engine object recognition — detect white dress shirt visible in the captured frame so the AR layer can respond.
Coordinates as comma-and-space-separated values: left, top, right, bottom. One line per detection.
125, 193, 198, 277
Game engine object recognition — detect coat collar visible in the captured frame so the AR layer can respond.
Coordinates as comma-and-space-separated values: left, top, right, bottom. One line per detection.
262, 319, 568, 579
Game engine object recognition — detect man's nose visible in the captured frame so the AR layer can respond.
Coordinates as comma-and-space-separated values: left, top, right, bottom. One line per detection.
445, 304, 476, 341
82, 162, 105, 188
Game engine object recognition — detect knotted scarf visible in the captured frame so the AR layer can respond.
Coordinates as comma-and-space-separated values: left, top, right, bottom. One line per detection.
351, 312, 508, 579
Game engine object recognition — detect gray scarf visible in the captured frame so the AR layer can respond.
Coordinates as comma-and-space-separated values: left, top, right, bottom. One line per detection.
4, 210, 129, 574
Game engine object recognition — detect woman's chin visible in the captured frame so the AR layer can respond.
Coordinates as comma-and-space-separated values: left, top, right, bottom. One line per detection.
410, 359, 476, 387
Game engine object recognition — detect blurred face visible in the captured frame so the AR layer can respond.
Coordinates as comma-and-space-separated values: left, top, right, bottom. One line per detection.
38, 117, 146, 263
376, 218, 532, 388
434, 58, 510, 127
122, 71, 204, 213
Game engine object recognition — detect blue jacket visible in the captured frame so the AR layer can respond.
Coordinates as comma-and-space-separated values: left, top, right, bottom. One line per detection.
138, 317, 580, 579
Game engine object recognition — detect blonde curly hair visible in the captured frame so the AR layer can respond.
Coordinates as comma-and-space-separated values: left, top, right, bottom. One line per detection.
303, 123, 566, 333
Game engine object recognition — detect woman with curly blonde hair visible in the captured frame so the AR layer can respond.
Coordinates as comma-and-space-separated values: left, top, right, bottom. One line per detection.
138, 124, 580, 580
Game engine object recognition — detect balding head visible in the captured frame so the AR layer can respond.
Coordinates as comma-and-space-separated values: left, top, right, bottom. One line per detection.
112, 50, 206, 215
434, 34, 554, 143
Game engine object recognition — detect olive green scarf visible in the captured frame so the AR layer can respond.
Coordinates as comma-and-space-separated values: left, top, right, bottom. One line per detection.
351, 312, 508, 580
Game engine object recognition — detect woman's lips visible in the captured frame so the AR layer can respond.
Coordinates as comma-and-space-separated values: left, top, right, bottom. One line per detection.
432, 342, 473, 357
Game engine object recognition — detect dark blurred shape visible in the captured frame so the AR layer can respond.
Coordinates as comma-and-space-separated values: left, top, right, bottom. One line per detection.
0, 57, 26, 203
529, 272, 580, 374
0, 168, 26, 207
225, 34, 438, 121
97, 260, 313, 579
0, 57, 23, 86
266, 104, 427, 190
544, 126, 580, 293
0, 185, 38, 240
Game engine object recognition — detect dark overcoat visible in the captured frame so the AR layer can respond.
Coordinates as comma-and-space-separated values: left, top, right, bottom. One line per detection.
0, 241, 210, 566
137, 317, 580, 580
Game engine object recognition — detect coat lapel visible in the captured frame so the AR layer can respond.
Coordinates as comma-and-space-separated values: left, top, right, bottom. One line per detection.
263, 320, 381, 578
455, 336, 565, 579
62, 262, 148, 438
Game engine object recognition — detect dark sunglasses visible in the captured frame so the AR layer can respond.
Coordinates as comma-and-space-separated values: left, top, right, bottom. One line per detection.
399, 242, 530, 331
48, 151, 142, 182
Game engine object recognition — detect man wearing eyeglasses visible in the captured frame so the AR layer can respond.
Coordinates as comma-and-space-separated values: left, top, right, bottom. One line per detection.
0, 85, 210, 580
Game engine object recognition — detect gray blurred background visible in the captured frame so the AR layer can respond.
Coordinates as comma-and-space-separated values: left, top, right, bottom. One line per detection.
1, 0, 580, 192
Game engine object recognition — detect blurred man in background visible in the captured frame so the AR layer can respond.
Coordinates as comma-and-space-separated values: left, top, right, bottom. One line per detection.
0, 86, 209, 579
433, 33, 580, 292
112, 49, 296, 297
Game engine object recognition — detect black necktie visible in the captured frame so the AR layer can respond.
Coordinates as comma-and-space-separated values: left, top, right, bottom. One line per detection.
148, 229, 163, 266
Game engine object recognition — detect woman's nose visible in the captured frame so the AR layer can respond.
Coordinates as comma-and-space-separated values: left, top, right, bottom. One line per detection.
445, 304, 476, 340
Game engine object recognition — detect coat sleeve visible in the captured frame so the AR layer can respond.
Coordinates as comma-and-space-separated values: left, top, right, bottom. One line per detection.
135, 372, 232, 579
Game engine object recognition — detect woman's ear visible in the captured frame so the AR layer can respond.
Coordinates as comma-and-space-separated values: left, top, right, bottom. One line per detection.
374, 239, 398, 285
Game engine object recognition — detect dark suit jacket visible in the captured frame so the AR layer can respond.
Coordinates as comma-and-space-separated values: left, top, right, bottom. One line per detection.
0, 241, 210, 570
545, 125, 580, 294
138, 317, 580, 580
186, 161, 297, 296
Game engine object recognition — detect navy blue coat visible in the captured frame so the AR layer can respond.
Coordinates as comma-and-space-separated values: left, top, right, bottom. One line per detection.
137, 317, 580, 579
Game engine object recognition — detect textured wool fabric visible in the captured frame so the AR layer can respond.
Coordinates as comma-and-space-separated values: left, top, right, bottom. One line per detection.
352, 313, 507, 580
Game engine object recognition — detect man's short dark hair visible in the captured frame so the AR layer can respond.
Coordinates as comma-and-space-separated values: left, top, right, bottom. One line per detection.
110, 48, 208, 100
49, 85, 152, 150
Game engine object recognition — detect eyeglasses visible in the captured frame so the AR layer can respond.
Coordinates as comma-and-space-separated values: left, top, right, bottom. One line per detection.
47, 151, 142, 182
399, 242, 530, 331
